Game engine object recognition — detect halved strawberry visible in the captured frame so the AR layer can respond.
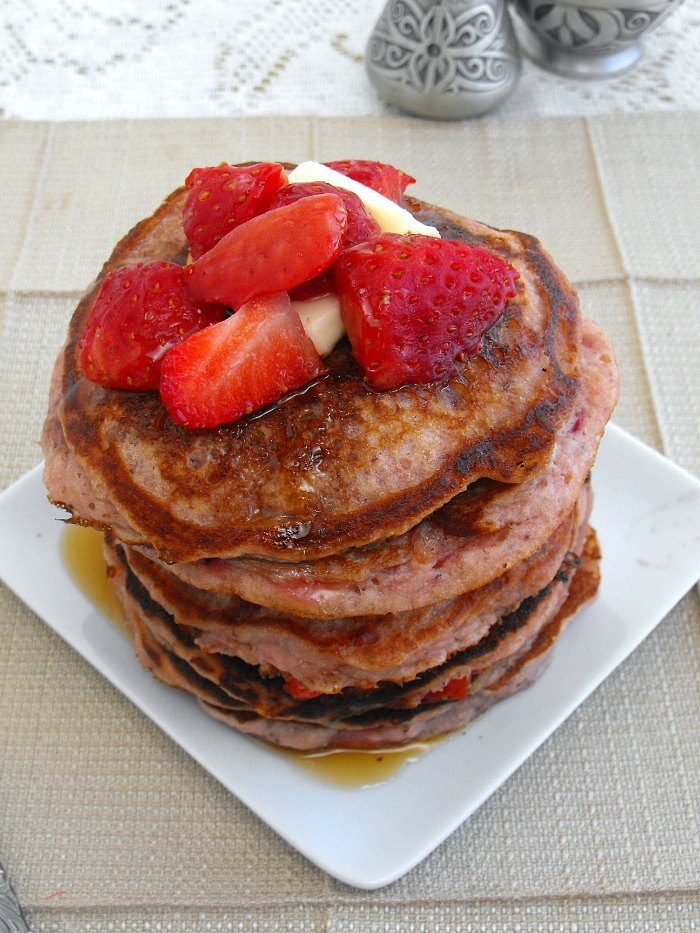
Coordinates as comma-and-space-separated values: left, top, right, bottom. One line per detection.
159, 292, 326, 429
268, 181, 380, 299
325, 160, 415, 204
79, 261, 225, 391
183, 162, 287, 260
185, 193, 347, 309
335, 234, 520, 390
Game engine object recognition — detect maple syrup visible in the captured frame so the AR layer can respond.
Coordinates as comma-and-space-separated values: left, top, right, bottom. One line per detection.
284, 739, 438, 788
60, 524, 128, 635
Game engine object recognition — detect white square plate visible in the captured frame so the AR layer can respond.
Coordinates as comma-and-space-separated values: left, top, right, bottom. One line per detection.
1, 423, 699, 889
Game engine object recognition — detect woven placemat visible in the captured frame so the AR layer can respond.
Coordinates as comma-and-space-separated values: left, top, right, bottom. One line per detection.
1, 115, 698, 930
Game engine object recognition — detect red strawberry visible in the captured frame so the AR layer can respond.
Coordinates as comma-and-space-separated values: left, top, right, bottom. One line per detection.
283, 677, 322, 701
183, 162, 287, 260
422, 677, 470, 704
185, 193, 347, 309
335, 234, 519, 390
79, 261, 225, 391
159, 292, 326, 429
268, 181, 380, 299
325, 160, 415, 204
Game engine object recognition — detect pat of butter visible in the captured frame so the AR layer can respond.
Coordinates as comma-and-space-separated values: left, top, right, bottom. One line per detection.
292, 293, 345, 356
288, 161, 440, 238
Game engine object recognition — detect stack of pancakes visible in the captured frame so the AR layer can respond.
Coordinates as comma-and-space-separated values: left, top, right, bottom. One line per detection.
42, 182, 618, 750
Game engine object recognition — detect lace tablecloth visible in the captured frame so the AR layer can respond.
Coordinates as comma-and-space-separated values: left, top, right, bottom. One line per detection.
1, 0, 699, 121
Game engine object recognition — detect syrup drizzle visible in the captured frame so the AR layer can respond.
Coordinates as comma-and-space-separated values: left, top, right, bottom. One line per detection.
284, 739, 439, 788
61, 524, 438, 787
60, 524, 127, 635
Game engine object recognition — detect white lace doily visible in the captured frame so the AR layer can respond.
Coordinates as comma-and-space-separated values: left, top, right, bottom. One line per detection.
0, 0, 698, 120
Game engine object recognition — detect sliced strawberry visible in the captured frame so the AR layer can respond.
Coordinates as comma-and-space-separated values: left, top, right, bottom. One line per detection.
183, 162, 287, 260
422, 677, 470, 704
325, 159, 415, 204
283, 676, 322, 701
335, 234, 520, 390
79, 261, 225, 391
185, 193, 347, 309
159, 292, 326, 429
270, 181, 379, 248
268, 181, 380, 299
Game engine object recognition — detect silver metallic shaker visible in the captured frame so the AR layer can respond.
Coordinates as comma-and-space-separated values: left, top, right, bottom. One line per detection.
365, 0, 521, 119
0, 861, 31, 932
510, 0, 686, 78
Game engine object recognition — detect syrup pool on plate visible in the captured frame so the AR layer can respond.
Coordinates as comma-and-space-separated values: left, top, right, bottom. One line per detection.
60, 524, 441, 786
60, 524, 127, 635
283, 739, 441, 788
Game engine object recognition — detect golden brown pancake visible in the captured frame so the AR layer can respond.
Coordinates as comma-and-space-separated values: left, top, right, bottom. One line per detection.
43, 187, 581, 563
41, 166, 617, 751
113, 529, 600, 750
136, 318, 617, 618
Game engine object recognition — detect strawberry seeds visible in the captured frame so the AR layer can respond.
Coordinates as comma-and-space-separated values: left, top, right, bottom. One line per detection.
78, 160, 519, 428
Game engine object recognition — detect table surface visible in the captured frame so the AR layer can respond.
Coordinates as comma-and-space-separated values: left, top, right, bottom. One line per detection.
1, 2, 699, 931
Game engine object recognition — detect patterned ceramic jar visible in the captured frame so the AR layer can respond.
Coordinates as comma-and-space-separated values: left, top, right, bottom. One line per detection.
365, 0, 521, 118
511, 0, 687, 77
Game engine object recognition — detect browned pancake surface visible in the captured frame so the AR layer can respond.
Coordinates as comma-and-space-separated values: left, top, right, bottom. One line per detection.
144, 317, 617, 617
116, 490, 588, 693
123, 531, 601, 750
113, 534, 588, 721
45, 185, 581, 563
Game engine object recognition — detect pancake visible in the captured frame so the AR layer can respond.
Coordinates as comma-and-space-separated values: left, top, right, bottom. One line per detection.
111, 484, 588, 694
110, 531, 590, 718
41, 160, 618, 751
205, 536, 601, 751
114, 529, 600, 750
43, 187, 581, 564
139, 317, 616, 618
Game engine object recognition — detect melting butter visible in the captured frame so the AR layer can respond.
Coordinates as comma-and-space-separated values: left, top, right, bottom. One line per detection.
287, 161, 440, 237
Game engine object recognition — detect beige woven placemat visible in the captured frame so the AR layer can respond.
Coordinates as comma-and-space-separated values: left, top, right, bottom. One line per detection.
0, 115, 698, 931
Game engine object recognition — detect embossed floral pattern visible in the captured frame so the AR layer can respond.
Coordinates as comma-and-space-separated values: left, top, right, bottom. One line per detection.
515, 0, 681, 50
367, 0, 519, 94
0, 864, 29, 933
